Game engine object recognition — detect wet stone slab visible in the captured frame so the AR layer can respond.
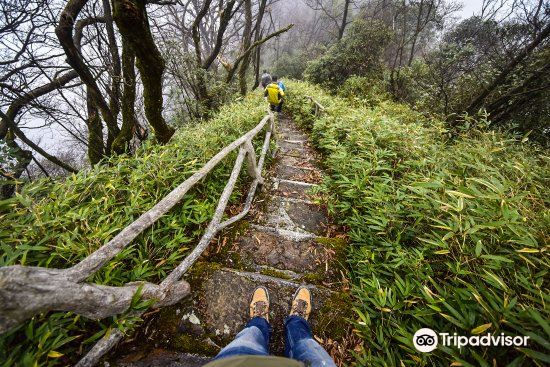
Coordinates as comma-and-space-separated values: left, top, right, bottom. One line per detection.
280, 132, 309, 142
282, 138, 306, 144
274, 179, 316, 200
284, 201, 328, 235
201, 269, 333, 355
237, 229, 330, 273
257, 195, 327, 235
279, 155, 317, 170
278, 144, 307, 157
275, 164, 321, 184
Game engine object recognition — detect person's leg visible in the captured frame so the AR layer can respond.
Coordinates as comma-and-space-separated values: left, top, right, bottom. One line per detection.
284, 316, 335, 367
284, 287, 336, 367
277, 101, 283, 113
213, 316, 271, 360
213, 286, 271, 361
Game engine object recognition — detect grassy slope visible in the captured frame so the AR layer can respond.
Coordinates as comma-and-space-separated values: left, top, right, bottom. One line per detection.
0, 92, 268, 366
285, 80, 549, 366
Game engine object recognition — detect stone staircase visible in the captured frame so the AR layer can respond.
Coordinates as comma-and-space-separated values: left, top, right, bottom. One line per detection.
109, 115, 351, 366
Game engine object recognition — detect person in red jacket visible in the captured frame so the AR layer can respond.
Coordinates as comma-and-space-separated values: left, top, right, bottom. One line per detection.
203, 286, 336, 367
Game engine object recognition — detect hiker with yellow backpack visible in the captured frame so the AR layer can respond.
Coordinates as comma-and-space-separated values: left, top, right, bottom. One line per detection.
264, 75, 285, 112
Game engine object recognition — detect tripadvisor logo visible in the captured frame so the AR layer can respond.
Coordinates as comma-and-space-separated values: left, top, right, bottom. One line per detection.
413, 328, 438, 352
413, 328, 530, 353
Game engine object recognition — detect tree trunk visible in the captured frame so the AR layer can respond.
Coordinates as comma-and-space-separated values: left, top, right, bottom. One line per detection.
238, 0, 253, 95
112, 0, 174, 144
201, 0, 238, 70
86, 89, 105, 164
102, 0, 122, 121
338, 0, 351, 40
252, 40, 262, 89
407, 0, 434, 66
112, 38, 138, 154
252, 0, 267, 90
226, 24, 294, 84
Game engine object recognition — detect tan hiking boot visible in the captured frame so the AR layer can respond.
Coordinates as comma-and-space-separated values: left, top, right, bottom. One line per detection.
290, 286, 312, 320
250, 286, 270, 321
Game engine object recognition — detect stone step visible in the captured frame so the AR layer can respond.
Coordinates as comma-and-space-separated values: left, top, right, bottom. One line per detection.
278, 142, 317, 157
283, 139, 306, 144
257, 265, 301, 280
278, 146, 306, 157
279, 154, 317, 170
250, 224, 317, 241
275, 164, 321, 184
274, 178, 317, 200
108, 260, 349, 361
280, 132, 309, 142
253, 192, 328, 235
235, 227, 334, 274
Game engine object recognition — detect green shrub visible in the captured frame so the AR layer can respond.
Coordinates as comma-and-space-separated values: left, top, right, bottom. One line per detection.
0, 92, 269, 366
304, 19, 391, 90
338, 76, 390, 108
274, 51, 311, 80
285, 80, 549, 366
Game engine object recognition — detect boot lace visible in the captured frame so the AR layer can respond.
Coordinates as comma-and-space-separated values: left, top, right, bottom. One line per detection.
291, 299, 308, 318
252, 301, 268, 318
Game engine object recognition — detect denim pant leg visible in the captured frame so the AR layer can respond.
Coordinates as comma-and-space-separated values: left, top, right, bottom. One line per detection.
284, 316, 336, 367
213, 317, 271, 360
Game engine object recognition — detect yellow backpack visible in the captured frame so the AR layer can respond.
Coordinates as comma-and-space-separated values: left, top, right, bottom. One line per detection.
264, 83, 284, 105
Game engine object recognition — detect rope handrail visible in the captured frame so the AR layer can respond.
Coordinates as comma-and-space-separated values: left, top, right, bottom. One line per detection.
0, 111, 276, 367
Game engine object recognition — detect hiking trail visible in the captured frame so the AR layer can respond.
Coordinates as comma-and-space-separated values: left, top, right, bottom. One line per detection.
109, 114, 351, 366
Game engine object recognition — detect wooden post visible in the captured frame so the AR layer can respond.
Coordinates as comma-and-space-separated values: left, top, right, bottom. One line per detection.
245, 139, 264, 184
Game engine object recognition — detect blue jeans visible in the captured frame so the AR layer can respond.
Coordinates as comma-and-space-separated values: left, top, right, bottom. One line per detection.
213, 316, 336, 367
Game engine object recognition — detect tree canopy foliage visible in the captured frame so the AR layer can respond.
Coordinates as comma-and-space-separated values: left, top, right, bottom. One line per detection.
305, 19, 391, 89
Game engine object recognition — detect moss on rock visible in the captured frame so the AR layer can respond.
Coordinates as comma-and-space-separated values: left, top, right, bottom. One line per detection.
314, 291, 354, 339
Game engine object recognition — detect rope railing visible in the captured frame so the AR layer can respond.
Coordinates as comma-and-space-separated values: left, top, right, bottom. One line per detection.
0, 111, 276, 367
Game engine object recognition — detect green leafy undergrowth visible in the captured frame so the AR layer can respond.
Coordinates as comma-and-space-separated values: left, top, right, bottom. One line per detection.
0, 92, 269, 366
285, 80, 549, 366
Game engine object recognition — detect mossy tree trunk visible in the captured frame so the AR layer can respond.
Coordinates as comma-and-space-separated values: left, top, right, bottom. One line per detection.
103, 0, 121, 119
112, 38, 138, 154
190, 0, 214, 116
86, 89, 105, 165
112, 0, 174, 144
